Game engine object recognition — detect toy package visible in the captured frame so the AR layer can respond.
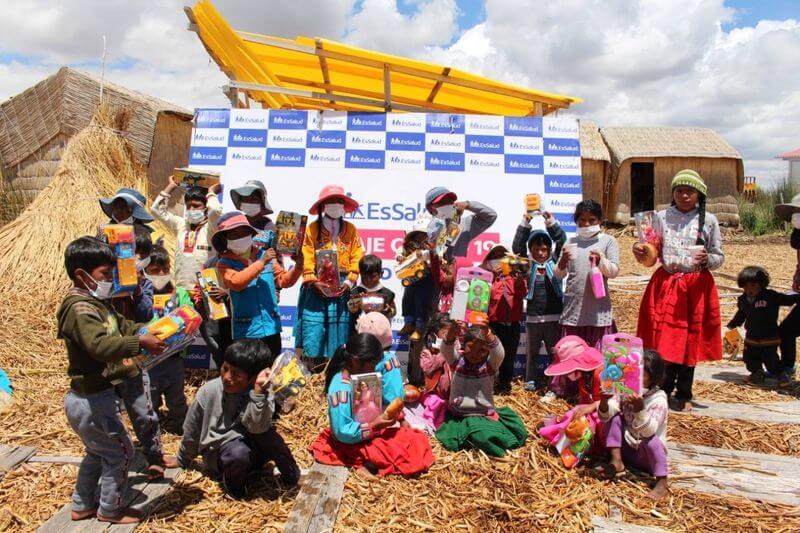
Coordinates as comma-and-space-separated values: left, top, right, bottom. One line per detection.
351, 372, 383, 424
253, 229, 276, 251
269, 351, 311, 404
103, 224, 138, 295
173, 167, 220, 190
316, 249, 341, 297
426, 212, 461, 256
450, 266, 493, 324
724, 328, 742, 356
196, 268, 229, 320
275, 211, 308, 255
499, 253, 531, 277
600, 333, 644, 396
634, 211, 662, 267
539, 409, 596, 469
152, 293, 178, 318
360, 295, 385, 313
525, 193, 541, 215
395, 250, 430, 287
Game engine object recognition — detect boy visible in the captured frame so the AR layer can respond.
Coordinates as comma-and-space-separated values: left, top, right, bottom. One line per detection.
727, 266, 800, 387
348, 254, 396, 327
144, 244, 193, 433
164, 339, 301, 497
424, 186, 497, 261
58, 237, 165, 524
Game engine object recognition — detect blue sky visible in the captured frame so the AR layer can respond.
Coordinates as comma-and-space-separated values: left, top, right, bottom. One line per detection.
723, 0, 800, 30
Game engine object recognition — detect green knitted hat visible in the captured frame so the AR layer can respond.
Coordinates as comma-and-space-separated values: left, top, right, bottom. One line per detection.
671, 169, 707, 196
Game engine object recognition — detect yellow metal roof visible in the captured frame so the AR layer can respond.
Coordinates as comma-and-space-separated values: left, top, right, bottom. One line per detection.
185, 0, 582, 115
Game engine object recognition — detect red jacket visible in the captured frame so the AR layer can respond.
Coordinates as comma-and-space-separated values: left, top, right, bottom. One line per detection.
488, 274, 526, 323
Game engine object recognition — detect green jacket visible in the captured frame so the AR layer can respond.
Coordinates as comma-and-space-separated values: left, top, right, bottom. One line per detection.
56, 288, 142, 394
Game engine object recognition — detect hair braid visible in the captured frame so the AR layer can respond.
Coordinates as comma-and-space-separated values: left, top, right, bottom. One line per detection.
696, 194, 707, 246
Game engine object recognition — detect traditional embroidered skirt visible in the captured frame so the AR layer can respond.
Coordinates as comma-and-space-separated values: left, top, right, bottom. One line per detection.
435, 406, 528, 457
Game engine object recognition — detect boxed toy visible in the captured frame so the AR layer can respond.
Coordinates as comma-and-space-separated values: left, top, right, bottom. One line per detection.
196, 268, 229, 320
269, 351, 311, 404
351, 372, 383, 424
395, 250, 430, 287
173, 167, 220, 189
450, 266, 493, 324
316, 249, 341, 297
275, 211, 308, 255
634, 211, 662, 267
103, 224, 138, 295
600, 333, 644, 396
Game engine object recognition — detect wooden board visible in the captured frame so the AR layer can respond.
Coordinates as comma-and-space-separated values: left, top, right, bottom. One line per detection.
284, 463, 348, 533
591, 515, 667, 532
27, 455, 84, 465
668, 442, 800, 505
0, 443, 36, 476
675, 399, 800, 425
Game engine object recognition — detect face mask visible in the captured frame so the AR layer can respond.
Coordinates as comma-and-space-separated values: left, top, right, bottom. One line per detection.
185, 209, 206, 225
146, 274, 172, 291
792, 213, 800, 230
136, 256, 151, 272
227, 236, 253, 255
435, 204, 456, 220
114, 215, 134, 225
324, 204, 345, 219
239, 202, 262, 217
80, 270, 114, 301
576, 225, 601, 239
430, 337, 443, 352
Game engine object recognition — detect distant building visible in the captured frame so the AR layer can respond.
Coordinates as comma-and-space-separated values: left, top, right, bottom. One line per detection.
779, 147, 800, 193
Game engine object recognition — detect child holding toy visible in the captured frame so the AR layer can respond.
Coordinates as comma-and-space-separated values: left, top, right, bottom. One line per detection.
355, 312, 404, 402
775, 194, 800, 374
424, 186, 497, 261
230, 180, 276, 232
99, 187, 154, 231
58, 237, 166, 524
348, 254, 396, 326
310, 333, 434, 476
634, 170, 724, 411
398, 217, 438, 342
598, 349, 669, 500
416, 314, 455, 431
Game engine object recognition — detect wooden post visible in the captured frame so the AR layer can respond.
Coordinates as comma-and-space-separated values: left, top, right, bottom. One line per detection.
383, 64, 392, 112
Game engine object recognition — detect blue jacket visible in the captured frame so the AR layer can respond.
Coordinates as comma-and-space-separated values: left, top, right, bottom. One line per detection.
218, 256, 281, 340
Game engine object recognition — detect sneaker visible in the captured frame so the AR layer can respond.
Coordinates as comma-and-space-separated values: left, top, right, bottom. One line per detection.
777, 373, 792, 389
524, 380, 539, 392
746, 371, 765, 384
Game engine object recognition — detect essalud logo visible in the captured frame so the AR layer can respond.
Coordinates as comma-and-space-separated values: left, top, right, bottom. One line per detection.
193, 132, 226, 142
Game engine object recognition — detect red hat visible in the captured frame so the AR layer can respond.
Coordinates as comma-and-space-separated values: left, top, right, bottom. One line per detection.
544, 336, 604, 376
309, 184, 359, 216
211, 212, 257, 253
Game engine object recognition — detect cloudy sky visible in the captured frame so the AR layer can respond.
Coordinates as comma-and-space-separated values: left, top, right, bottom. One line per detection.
0, 0, 798, 186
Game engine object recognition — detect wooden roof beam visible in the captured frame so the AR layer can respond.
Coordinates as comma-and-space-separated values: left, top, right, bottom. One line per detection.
426, 67, 450, 104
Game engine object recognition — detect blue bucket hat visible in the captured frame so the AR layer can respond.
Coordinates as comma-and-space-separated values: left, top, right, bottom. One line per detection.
425, 186, 457, 207
99, 188, 154, 223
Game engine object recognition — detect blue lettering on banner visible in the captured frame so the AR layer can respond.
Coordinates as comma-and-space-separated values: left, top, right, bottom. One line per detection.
265, 148, 305, 167
465, 135, 503, 154
268, 110, 307, 129
504, 154, 543, 174
347, 113, 386, 131
504, 116, 542, 137
543, 138, 581, 156
188, 146, 226, 165
279, 306, 296, 327
192, 131, 227, 144
306, 130, 346, 149
425, 113, 465, 134
345, 149, 385, 169
230, 151, 263, 162
388, 154, 423, 166
553, 212, 577, 231
232, 113, 267, 126
386, 132, 425, 151
545, 175, 583, 194
426, 152, 465, 171
349, 201, 422, 221
194, 109, 229, 128
228, 129, 267, 148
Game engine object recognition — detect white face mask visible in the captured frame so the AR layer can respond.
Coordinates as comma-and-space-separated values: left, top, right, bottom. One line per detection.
136, 256, 151, 272
324, 204, 345, 219
114, 215, 134, 225
576, 225, 601, 239
80, 270, 114, 301
792, 213, 800, 230
435, 204, 456, 220
239, 202, 262, 217
430, 337, 443, 351
146, 274, 172, 291
227, 236, 253, 255
185, 208, 206, 225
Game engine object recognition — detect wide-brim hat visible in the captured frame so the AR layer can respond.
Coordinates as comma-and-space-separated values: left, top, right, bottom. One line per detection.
775, 193, 800, 222
544, 335, 604, 376
230, 180, 273, 215
309, 184, 359, 216
425, 186, 457, 207
99, 188, 154, 222
211, 211, 257, 253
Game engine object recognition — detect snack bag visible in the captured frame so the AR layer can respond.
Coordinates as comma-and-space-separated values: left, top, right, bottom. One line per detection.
275, 211, 308, 255
173, 167, 221, 189
350, 372, 383, 424
316, 249, 341, 297
450, 266, 493, 324
600, 333, 644, 396
269, 351, 311, 404
103, 224, 138, 295
196, 268, 229, 320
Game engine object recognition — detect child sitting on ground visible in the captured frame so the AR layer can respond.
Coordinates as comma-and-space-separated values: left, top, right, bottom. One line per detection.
598, 349, 669, 500
434, 318, 528, 457
58, 237, 166, 524
354, 312, 404, 404
164, 339, 300, 497
544, 336, 605, 417
348, 254, 396, 326
310, 333, 434, 477
411, 314, 455, 432
727, 266, 800, 387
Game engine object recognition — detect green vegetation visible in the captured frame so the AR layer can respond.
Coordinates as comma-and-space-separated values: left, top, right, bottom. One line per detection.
738, 178, 795, 236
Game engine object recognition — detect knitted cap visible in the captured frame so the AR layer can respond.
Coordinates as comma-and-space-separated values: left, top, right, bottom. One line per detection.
671, 169, 707, 197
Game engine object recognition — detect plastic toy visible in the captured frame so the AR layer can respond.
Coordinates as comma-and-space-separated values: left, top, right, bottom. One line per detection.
275, 211, 307, 255
590, 256, 606, 299
360, 295, 385, 313
196, 268, 229, 320
539, 409, 595, 469
724, 328, 742, 356
395, 250, 430, 287
102, 224, 138, 295
253, 229, 276, 251
269, 351, 311, 404
315, 249, 341, 297
403, 384, 421, 404
450, 266, 493, 324
600, 333, 644, 396
634, 211, 662, 267
173, 167, 220, 189
351, 372, 383, 424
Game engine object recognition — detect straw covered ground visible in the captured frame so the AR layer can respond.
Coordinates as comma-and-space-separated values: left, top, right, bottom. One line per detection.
0, 111, 798, 530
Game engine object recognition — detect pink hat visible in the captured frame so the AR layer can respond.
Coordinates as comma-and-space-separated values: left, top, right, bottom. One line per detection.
309, 184, 359, 216
211, 211, 257, 253
356, 312, 393, 349
544, 336, 603, 376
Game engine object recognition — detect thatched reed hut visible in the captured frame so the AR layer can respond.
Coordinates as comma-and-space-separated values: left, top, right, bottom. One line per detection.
0, 67, 192, 211
599, 127, 743, 225
579, 121, 611, 206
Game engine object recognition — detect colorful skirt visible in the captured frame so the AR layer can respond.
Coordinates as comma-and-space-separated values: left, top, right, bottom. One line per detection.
637, 267, 722, 366
435, 406, 528, 457
296, 281, 351, 359
310, 427, 434, 477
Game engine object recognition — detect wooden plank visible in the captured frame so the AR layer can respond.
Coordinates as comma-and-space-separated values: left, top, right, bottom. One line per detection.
28, 455, 84, 465
591, 515, 667, 532
675, 399, 800, 424
284, 463, 348, 533
694, 364, 779, 386
668, 442, 800, 505
0, 443, 37, 475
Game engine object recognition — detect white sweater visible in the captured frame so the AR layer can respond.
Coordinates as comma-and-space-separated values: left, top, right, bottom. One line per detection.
598, 388, 668, 449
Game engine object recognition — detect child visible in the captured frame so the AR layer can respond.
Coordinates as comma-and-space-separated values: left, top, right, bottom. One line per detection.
310, 333, 434, 476
231, 180, 275, 232
212, 212, 303, 358
349, 254, 396, 325
556, 200, 620, 348
434, 318, 528, 457
775, 194, 800, 374
416, 314, 454, 431
634, 170, 724, 411
99, 187, 154, 230
151, 175, 223, 290
544, 336, 604, 417
598, 349, 669, 500
727, 266, 800, 386
398, 217, 437, 342
512, 211, 567, 391
165, 339, 300, 497
480, 245, 527, 395
57, 237, 165, 524
424, 186, 497, 261
144, 244, 194, 432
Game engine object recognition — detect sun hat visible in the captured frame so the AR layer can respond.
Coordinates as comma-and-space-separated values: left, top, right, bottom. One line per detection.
309, 184, 359, 216
230, 180, 273, 215
544, 336, 604, 377
210, 212, 257, 253
671, 169, 707, 197
775, 193, 800, 222
99, 187, 154, 223
356, 312, 393, 349
425, 186, 457, 207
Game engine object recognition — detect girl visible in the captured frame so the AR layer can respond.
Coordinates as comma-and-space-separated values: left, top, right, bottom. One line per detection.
434, 318, 528, 457
634, 170, 724, 411
598, 349, 669, 500
230, 180, 275, 232
297, 185, 364, 371
410, 314, 455, 432
556, 200, 620, 349
310, 333, 434, 477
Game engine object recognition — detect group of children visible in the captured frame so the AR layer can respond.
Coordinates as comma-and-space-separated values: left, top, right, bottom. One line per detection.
57, 169, 800, 522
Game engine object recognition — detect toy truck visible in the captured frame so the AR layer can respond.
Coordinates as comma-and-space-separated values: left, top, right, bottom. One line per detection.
395, 250, 430, 287
103, 224, 138, 295
173, 167, 221, 189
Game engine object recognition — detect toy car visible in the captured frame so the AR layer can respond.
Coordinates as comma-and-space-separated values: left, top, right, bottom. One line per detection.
395, 251, 430, 287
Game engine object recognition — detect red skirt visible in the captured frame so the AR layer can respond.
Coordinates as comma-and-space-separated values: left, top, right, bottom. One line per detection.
637, 267, 722, 366
310, 427, 434, 477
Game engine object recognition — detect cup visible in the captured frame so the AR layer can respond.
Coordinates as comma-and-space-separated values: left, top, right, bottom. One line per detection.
687, 245, 705, 264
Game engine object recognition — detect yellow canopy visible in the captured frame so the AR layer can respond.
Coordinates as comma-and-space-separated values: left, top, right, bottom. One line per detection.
185, 1, 582, 115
